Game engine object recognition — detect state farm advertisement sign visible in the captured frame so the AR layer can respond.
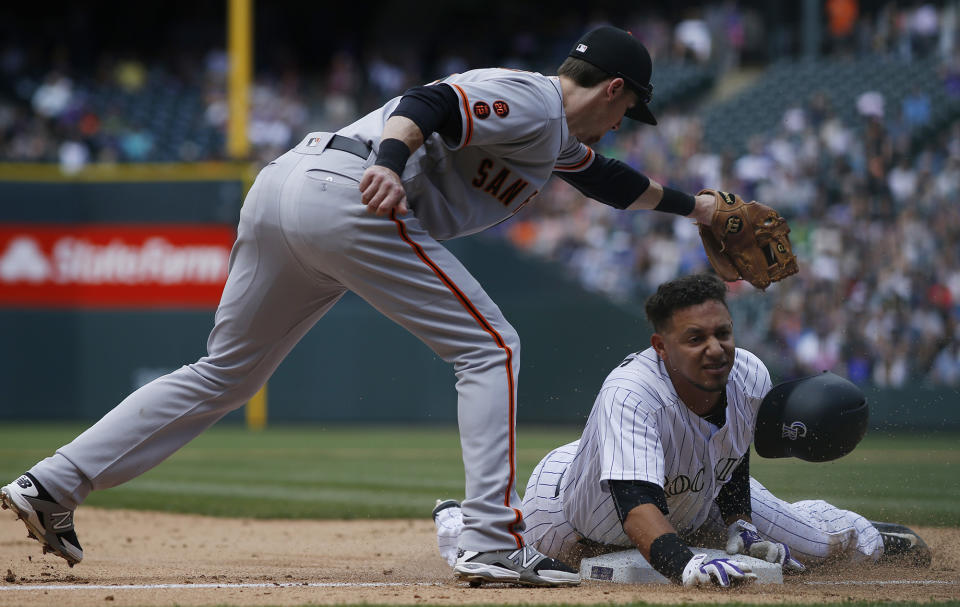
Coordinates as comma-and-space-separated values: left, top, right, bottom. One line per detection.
0, 224, 235, 308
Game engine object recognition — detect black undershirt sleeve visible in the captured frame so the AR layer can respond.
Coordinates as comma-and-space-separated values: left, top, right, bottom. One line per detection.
389, 84, 462, 142
714, 450, 751, 522
556, 153, 651, 210
609, 479, 669, 523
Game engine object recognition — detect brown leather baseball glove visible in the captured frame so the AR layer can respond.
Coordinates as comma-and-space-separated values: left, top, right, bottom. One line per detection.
697, 189, 798, 290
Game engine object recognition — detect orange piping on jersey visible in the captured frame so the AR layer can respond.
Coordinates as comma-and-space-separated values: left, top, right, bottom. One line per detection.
510, 189, 539, 216
390, 211, 523, 548
450, 84, 474, 148
554, 147, 594, 172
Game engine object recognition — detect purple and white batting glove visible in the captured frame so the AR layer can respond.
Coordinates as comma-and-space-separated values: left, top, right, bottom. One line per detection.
725, 519, 806, 574
681, 553, 757, 588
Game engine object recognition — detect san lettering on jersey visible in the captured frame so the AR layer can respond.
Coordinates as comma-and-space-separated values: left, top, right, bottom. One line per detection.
472, 158, 528, 205
335, 69, 590, 241
471, 158, 539, 208
560, 347, 771, 545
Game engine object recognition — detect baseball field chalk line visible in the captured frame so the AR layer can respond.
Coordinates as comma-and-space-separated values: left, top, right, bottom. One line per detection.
1, 580, 955, 591
0, 581, 441, 592
803, 580, 958, 586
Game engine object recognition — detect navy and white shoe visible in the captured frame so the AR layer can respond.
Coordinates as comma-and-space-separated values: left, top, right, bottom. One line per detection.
1, 473, 83, 566
454, 545, 580, 587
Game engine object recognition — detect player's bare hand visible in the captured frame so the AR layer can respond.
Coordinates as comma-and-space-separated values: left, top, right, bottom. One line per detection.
359, 165, 409, 216
691, 193, 716, 225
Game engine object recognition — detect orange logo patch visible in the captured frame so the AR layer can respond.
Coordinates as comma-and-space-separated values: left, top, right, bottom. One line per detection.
473, 101, 491, 120
493, 100, 510, 117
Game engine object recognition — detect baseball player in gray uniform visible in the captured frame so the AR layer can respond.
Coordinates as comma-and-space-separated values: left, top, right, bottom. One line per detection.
1, 27, 728, 587
433, 273, 932, 587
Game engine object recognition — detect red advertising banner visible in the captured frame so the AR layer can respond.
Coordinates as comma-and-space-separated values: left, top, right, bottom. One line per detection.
0, 224, 235, 308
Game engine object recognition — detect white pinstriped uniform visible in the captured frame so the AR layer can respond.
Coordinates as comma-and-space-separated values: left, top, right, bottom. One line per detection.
559, 347, 767, 544
436, 346, 882, 565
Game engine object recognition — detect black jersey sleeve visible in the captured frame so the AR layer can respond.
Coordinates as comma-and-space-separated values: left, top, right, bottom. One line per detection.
555, 153, 650, 209
389, 84, 462, 142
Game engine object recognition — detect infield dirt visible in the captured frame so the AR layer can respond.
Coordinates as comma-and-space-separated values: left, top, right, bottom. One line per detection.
0, 508, 957, 606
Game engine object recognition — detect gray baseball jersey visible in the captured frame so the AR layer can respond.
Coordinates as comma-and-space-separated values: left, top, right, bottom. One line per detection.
29, 68, 598, 554
338, 68, 593, 240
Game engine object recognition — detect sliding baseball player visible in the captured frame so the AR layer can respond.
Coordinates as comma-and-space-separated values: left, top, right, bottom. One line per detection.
434, 273, 930, 587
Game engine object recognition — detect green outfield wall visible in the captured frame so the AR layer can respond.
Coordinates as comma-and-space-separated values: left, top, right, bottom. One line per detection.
1, 173, 957, 429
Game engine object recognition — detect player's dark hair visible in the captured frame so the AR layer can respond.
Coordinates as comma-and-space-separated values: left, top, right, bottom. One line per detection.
557, 57, 613, 88
644, 273, 728, 332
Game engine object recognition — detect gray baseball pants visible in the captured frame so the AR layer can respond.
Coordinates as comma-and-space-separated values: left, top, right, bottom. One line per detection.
31, 134, 526, 552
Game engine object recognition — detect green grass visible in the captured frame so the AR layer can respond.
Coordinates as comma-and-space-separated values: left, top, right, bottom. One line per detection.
0, 424, 956, 526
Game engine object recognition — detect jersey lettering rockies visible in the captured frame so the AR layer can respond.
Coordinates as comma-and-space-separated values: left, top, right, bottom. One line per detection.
336, 68, 593, 241
560, 347, 770, 545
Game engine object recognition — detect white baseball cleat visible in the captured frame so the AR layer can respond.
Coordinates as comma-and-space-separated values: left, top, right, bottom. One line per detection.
1, 473, 83, 566
454, 545, 580, 587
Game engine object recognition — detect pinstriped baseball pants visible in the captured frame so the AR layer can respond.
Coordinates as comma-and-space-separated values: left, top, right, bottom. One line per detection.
744, 478, 883, 563
519, 442, 585, 563
520, 445, 882, 565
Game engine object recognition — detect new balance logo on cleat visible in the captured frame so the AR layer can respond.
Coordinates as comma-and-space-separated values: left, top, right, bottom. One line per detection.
51, 511, 73, 530
510, 550, 539, 568
453, 545, 579, 587
1, 473, 83, 567
14, 475, 39, 498
514, 547, 539, 568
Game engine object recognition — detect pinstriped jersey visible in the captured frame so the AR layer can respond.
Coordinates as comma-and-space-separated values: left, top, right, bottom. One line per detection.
336, 68, 593, 241
560, 347, 771, 546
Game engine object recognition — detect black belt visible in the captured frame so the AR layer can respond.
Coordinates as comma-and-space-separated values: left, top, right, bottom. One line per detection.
326, 135, 371, 159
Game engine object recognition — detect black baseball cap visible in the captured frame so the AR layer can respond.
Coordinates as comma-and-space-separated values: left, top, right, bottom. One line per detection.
568, 26, 657, 125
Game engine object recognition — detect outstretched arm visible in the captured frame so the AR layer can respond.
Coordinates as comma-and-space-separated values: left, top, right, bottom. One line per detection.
610, 480, 756, 587
555, 154, 714, 224
622, 502, 681, 561
625, 179, 716, 225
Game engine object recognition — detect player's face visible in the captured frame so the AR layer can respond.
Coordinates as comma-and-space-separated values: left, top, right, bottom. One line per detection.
576, 80, 638, 145
652, 299, 735, 403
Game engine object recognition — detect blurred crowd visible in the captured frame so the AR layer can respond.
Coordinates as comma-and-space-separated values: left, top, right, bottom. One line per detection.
2, 1, 959, 387
499, 101, 960, 388
0, 48, 311, 167
495, 2, 960, 388
0, 1, 773, 167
